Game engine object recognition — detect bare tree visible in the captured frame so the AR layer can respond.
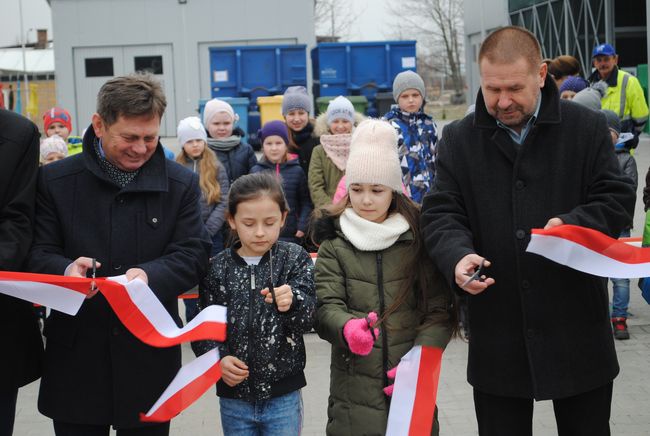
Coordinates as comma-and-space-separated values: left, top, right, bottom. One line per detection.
313, 0, 361, 41
387, 0, 465, 103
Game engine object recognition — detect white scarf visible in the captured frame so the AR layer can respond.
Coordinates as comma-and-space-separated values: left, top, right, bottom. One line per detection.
340, 209, 410, 251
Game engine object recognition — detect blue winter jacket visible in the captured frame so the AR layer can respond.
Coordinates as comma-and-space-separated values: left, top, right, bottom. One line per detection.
383, 106, 438, 204
251, 158, 313, 242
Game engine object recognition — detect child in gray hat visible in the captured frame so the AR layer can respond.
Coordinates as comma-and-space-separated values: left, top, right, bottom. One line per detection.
282, 86, 319, 176
383, 70, 438, 204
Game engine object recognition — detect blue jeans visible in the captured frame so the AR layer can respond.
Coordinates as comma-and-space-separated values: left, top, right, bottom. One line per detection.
610, 229, 631, 318
219, 390, 303, 436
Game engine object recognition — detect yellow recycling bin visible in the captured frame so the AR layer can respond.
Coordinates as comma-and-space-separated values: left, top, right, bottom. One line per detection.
257, 95, 285, 125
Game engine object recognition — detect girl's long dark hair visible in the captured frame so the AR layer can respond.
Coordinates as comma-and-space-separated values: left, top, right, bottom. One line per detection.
314, 193, 459, 337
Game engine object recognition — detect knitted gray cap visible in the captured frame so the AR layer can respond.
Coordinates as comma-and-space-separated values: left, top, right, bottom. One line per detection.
392, 70, 426, 102
571, 87, 603, 111
281, 86, 312, 115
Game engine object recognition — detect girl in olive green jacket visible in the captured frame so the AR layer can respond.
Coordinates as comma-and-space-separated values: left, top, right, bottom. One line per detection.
312, 119, 455, 436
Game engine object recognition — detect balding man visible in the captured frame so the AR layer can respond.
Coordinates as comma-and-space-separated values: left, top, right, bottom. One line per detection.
422, 26, 635, 435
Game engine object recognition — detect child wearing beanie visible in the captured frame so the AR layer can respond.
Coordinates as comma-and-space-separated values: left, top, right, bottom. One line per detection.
600, 109, 637, 340
282, 86, 320, 177
383, 70, 438, 204
175, 116, 230, 321
558, 75, 588, 100
203, 98, 257, 185
309, 96, 366, 208
43, 107, 83, 156
571, 81, 608, 111
40, 135, 68, 165
251, 120, 313, 244
312, 119, 454, 436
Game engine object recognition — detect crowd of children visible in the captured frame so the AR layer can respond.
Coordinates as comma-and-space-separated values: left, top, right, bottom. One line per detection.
32, 64, 643, 435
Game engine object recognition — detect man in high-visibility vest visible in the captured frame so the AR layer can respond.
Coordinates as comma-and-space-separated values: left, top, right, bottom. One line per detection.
588, 43, 649, 149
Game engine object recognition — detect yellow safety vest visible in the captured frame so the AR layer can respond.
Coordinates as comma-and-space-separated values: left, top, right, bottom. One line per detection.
601, 69, 649, 126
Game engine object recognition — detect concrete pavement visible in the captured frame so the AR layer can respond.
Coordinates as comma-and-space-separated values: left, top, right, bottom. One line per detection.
13, 135, 650, 435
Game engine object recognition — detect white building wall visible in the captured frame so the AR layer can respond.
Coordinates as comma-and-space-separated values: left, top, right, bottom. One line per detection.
51, 0, 315, 135
463, 0, 509, 104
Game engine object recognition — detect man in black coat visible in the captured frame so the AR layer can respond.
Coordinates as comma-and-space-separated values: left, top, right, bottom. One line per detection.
421, 27, 635, 435
28, 74, 211, 435
0, 110, 43, 436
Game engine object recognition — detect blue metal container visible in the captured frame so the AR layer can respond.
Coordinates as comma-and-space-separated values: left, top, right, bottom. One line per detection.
311, 41, 417, 116
198, 97, 250, 142
209, 44, 307, 111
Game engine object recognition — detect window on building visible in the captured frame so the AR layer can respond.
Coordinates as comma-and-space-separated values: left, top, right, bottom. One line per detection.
134, 56, 163, 75
85, 58, 114, 77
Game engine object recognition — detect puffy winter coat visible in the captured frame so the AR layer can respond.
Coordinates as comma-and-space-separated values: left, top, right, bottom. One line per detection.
194, 241, 316, 401
383, 107, 438, 204
251, 158, 313, 242
313, 213, 452, 436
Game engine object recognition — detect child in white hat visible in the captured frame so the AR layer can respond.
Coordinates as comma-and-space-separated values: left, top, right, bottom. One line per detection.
312, 118, 454, 436
309, 96, 365, 208
175, 116, 230, 321
40, 135, 68, 165
203, 98, 256, 184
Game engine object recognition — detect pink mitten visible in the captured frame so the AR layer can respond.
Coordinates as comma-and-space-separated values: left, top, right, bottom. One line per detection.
343, 312, 379, 355
383, 365, 399, 396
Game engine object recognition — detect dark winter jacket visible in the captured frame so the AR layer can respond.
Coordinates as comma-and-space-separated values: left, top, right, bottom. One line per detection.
251, 158, 313, 242
208, 127, 257, 185
194, 241, 316, 401
313, 213, 452, 436
421, 75, 635, 400
615, 144, 638, 229
383, 106, 438, 204
290, 121, 320, 177
28, 128, 211, 427
0, 109, 43, 390
180, 158, 230, 237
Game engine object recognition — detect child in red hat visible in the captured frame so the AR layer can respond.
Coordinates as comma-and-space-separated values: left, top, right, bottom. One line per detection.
43, 107, 83, 155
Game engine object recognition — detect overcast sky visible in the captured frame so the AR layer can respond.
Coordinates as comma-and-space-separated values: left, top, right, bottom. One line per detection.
1, 0, 396, 47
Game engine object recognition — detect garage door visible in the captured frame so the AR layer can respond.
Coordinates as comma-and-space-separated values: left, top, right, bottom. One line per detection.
73, 44, 176, 136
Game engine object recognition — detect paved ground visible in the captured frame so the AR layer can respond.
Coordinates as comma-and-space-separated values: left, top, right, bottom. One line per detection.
13, 134, 650, 435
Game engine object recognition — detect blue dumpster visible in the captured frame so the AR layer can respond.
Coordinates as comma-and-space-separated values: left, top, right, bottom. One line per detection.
209, 44, 307, 111
198, 97, 250, 142
311, 41, 417, 116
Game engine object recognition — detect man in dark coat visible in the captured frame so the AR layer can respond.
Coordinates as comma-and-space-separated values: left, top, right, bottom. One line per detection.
28, 74, 211, 435
0, 109, 43, 436
421, 26, 635, 436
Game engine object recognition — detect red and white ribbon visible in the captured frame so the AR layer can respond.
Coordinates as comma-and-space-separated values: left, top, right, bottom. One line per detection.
526, 224, 650, 278
386, 345, 443, 436
140, 348, 222, 422
0, 271, 227, 422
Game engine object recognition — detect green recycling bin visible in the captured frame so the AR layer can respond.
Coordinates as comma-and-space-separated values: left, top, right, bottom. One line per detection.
316, 96, 368, 116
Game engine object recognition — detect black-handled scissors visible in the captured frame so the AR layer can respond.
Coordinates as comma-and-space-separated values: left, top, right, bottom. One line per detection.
461, 259, 486, 288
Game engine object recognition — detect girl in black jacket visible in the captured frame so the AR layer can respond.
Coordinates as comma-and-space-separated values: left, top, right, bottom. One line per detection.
251, 120, 313, 244
193, 172, 315, 436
